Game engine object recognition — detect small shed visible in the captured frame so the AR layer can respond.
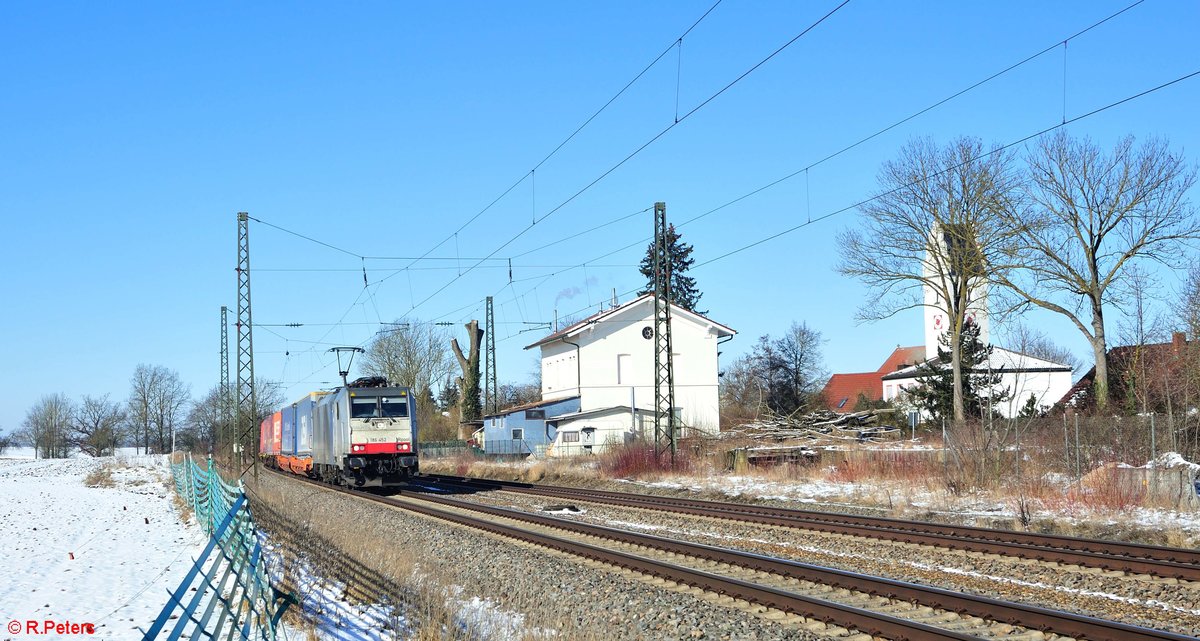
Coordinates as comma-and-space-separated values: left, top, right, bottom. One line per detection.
473, 396, 580, 456
546, 406, 654, 457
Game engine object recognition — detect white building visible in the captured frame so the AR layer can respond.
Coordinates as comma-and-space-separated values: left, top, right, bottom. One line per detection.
922, 223, 990, 361
881, 348, 1074, 417
525, 294, 735, 453
881, 224, 1073, 418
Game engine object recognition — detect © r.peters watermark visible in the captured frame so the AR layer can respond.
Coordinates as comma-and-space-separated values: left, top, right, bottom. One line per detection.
7, 620, 95, 635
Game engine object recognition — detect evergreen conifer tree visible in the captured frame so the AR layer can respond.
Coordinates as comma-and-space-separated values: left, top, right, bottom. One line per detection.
906, 320, 1009, 421
639, 224, 703, 312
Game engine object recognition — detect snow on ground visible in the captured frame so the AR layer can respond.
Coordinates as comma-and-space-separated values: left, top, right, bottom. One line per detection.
0, 454, 207, 639
267, 548, 540, 640
263, 540, 403, 641
612, 464, 1200, 539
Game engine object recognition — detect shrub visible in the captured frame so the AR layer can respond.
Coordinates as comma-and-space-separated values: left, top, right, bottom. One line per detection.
596, 442, 692, 478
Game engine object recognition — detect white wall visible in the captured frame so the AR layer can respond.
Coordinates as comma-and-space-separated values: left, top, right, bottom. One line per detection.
997, 369, 1073, 417
548, 411, 648, 457
541, 340, 578, 401
922, 225, 989, 361
885, 369, 1073, 419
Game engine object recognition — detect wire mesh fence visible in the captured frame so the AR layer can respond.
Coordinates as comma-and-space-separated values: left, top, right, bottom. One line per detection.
143, 455, 293, 641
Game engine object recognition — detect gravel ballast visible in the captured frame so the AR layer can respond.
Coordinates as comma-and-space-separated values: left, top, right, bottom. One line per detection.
421, 480, 1200, 637
247, 471, 837, 641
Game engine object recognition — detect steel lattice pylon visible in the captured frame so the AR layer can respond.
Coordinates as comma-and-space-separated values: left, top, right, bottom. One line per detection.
652, 202, 677, 464
484, 296, 498, 415
235, 212, 256, 473
220, 305, 231, 459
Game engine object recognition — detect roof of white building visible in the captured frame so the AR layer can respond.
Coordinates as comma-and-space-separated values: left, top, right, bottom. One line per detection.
524, 293, 735, 349
547, 405, 654, 423
880, 346, 1072, 381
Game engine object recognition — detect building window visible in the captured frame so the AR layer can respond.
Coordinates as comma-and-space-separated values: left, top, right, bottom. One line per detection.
525, 409, 545, 420
617, 353, 631, 384
561, 431, 579, 443
512, 428, 524, 440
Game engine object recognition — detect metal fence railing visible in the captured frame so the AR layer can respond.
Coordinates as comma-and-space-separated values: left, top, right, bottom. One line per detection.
417, 440, 470, 458
144, 455, 293, 641
478, 438, 546, 457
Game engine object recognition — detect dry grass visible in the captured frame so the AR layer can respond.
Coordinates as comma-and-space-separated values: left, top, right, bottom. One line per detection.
423, 453, 599, 486
84, 465, 115, 488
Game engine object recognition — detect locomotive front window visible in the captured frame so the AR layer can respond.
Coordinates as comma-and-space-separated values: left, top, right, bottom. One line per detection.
380, 397, 408, 418
351, 397, 379, 418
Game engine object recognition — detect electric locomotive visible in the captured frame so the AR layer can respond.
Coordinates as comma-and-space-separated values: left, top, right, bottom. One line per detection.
260, 376, 419, 487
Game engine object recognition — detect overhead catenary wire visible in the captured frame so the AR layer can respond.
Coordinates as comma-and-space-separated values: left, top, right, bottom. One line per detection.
514, 65, 1200, 338
692, 67, 1200, 269
437, 0, 1153, 327
238, 1, 729, 361
374, 0, 729, 286
390, 0, 852, 317
259, 1, 1165, 391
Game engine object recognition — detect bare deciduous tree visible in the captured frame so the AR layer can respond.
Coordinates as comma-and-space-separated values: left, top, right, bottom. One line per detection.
1000, 321, 1081, 374
186, 386, 230, 454
20, 394, 73, 458
998, 133, 1198, 412
361, 320, 454, 400
839, 137, 1024, 421
126, 364, 191, 453
127, 364, 162, 454
361, 320, 454, 435
720, 322, 827, 420
71, 394, 125, 457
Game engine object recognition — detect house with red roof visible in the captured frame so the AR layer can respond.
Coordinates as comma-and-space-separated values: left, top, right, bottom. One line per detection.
821, 346, 925, 412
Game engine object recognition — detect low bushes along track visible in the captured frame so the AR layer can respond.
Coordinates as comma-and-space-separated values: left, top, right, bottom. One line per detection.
424, 473, 1200, 582
266, 468, 1192, 641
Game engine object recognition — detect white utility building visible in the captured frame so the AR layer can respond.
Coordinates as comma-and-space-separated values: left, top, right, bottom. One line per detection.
525, 294, 735, 454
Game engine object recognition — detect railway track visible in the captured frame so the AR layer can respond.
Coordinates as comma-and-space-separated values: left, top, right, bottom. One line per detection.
423, 473, 1200, 582
263, 468, 1195, 641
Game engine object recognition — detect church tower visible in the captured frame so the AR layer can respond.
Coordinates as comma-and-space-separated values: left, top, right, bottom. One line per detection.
922, 224, 989, 361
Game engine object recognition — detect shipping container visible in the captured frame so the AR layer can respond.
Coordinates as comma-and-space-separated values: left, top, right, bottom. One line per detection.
280, 405, 296, 456
271, 411, 282, 455
295, 392, 326, 455
259, 415, 271, 455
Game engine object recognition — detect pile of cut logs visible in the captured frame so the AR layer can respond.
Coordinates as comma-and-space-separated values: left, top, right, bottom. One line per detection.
721, 409, 899, 443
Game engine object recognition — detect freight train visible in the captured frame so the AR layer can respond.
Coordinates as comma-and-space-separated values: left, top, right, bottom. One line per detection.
259, 376, 419, 487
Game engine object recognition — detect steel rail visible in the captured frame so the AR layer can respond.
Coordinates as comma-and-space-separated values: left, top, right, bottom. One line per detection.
424, 473, 1200, 581
263, 470, 977, 641
396, 485, 1194, 641
264, 468, 1195, 640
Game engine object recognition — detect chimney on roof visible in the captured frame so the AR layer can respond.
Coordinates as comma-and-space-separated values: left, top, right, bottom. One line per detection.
1173, 331, 1187, 352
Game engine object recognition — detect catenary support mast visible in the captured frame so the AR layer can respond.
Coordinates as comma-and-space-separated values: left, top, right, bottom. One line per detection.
484, 296, 498, 415
652, 202, 677, 464
235, 212, 257, 476
220, 305, 231, 460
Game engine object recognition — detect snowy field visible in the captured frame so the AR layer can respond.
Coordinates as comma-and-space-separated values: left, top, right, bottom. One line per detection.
0, 450, 206, 640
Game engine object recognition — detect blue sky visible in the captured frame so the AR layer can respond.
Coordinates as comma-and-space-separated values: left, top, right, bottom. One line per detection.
2, 1, 1198, 432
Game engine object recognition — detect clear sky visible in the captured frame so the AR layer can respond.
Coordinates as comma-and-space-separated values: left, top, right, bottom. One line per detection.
2, 1, 1198, 433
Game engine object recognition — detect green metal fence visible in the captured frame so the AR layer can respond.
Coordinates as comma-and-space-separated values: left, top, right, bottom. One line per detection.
144, 455, 293, 641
